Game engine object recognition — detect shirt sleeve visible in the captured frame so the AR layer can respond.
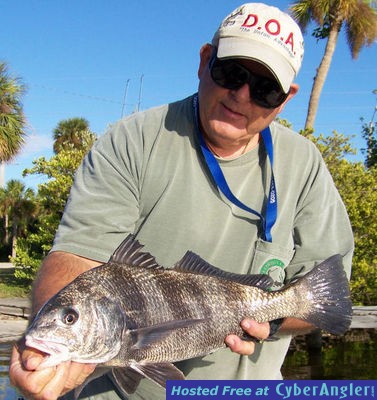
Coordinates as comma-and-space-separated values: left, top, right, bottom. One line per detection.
286, 144, 354, 281
51, 118, 143, 262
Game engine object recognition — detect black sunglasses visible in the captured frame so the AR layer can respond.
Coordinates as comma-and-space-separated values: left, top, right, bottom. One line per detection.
209, 54, 289, 109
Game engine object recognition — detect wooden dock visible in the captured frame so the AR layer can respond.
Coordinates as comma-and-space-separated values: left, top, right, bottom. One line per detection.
350, 306, 377, 329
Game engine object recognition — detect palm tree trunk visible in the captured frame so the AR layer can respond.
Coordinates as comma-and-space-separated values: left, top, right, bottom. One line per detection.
305, 24, 341, 130
4, 213, 9, 244
11, 221, 17, 258
0, 161, 4, 188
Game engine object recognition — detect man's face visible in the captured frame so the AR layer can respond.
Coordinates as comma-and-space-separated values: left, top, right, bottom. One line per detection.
197, 44, 298, 144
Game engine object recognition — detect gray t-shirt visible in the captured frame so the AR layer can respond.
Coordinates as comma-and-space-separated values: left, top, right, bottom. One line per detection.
54, 95, 353, 399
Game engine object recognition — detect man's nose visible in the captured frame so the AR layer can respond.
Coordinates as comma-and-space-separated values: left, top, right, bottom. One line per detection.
231, 82, 251, 102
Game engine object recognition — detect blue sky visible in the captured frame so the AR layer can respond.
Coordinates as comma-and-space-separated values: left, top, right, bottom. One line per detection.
2, 0, 376, 189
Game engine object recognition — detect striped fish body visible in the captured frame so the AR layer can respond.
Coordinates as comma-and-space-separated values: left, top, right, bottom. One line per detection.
104, 263, 293, 365
25, 235, 352, 396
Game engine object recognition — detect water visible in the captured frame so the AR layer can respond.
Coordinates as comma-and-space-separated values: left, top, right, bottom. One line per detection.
282, 329, 377, 380
0, 342, 21, 400
1, 330, 377, 399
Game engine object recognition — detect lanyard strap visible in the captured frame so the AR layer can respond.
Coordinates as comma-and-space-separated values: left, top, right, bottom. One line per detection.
193, 94, 277, 242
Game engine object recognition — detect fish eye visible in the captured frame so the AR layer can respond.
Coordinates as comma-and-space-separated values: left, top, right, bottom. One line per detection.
61, 308, 79, 325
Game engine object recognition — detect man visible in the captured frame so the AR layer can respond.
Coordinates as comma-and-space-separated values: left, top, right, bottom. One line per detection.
10, 3, 353, 399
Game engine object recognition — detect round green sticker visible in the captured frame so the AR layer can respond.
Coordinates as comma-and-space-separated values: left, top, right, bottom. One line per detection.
260, 259, 285, 289
260, 258, 285, 274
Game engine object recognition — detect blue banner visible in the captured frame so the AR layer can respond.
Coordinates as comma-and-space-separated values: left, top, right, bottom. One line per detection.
166, 380, 376, 400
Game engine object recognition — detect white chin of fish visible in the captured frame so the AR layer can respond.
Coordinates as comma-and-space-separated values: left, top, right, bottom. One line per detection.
25, 336, 71, 369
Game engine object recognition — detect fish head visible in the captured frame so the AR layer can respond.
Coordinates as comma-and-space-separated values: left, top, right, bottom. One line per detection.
25, 288, 125, 369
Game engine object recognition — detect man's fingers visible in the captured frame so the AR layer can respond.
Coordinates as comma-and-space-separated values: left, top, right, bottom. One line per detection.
61, 362, 97, 396
9, 345, 57, 399
33, 362, 70, 400
225, 319, 270, 356
241, 319, 270, 341
10, 343, 97, 400
225, 335, 257, 355
16, 338, 48, 371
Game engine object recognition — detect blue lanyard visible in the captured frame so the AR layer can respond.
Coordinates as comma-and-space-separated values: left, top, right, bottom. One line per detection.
193, 94, 277, 242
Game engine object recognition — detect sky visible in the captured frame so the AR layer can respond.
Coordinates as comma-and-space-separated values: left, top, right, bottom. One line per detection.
1, 0, 376, 190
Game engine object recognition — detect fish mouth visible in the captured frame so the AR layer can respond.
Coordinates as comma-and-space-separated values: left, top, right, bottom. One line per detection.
25, 335, 71, 369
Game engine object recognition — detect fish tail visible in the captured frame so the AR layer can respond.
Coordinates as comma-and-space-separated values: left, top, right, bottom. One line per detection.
291, 255, 352, 335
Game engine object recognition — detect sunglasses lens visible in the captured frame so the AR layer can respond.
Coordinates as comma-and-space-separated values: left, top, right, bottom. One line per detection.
211, 60, 249, 91
210, 56, 288, 109
253, 79, 288, 108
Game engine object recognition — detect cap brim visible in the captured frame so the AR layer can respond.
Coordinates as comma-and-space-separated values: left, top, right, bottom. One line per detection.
217, 37, 295, 93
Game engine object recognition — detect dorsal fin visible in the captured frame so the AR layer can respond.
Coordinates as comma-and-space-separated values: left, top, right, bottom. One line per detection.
109, 234, 161, 269
174, 251, 273, 290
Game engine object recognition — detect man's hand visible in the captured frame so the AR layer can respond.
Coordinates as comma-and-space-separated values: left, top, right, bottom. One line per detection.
225, 319, 270, 355
9, 340, 96, 400
9, 252, 101, 399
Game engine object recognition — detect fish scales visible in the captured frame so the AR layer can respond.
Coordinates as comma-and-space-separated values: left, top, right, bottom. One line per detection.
101, 264, 243, 363
45, 262, 314, 365
25, 234, 352, 396
101, 264, 212, 330
123, 273, 242, 363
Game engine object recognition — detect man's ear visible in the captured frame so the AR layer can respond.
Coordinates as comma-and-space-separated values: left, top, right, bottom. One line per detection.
276, 83, 299, 113
198, 43, 213, 79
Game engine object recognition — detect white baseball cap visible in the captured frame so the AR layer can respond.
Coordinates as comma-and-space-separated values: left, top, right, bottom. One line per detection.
212, 3, 304, 93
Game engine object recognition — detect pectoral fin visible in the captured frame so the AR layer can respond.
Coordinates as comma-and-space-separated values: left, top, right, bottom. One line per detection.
129, 319, 207, 350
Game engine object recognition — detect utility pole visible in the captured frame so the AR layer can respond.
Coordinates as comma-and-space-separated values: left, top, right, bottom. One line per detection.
137, 74, 144, 112
121, 79, 131, 118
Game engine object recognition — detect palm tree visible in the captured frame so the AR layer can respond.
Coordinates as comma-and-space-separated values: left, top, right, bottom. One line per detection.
0, 179, 36, 258
0, 62, 27, 186
0, 185, 10, 245
53, 117, 95, 153
290, 0, 377, 130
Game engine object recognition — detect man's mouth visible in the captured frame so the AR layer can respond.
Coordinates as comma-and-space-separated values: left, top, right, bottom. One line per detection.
222, 102, 245, 118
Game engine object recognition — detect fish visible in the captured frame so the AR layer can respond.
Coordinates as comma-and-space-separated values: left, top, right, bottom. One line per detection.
24, 234, 352, 396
